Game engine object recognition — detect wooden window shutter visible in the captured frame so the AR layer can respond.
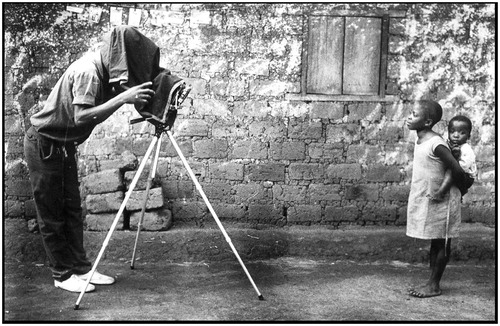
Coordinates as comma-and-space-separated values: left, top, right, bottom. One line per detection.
306, 16, 344, 95
342, 17, 382, 95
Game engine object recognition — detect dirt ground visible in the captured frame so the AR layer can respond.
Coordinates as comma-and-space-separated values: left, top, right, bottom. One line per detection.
3, 257, 496, 322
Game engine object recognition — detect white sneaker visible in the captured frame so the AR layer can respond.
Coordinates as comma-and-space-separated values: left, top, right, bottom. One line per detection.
54, 274, 95, 293
76, 270, 115, 285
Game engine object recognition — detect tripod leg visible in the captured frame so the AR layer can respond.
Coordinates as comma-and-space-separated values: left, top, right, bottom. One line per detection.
166, 131, 264, 300
74, 136, 159, 310
131, 133, 163, 269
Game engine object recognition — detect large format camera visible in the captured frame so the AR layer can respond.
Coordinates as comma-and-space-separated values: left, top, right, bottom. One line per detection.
131, 70, 191, 130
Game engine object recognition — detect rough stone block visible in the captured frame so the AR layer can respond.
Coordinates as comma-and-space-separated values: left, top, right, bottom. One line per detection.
248, 120, 287, 139
248, 204, 284, 225
125, 187, 164, 211
81, 138, 116, 156
161, 139, 193, 158
234, 184, 265, 202
4, 115, 23, 135
99, 151, 138, 172
288, 120, 323, 140
463, 205, 495, 225
212, 120, 248, 138
210, 78, 246, 97
175, 119, 209, 137
170, 201, 206, 224
310, 102, 344, 120
396, 205, 407, 225
82, 169, 123, 194
86, 191, 124, 213
270, 100, 307, 117
130, 138, 153, 157
381, 185, 410, 202
475, 145, 495, 163
269, 141, 305, 160
235, 58, 270, 76
193, 139, 228, 158
287, 205, 322, 224
345, 184, 379, 201
129, 208, 173, 231
289, 163, 324, 180
346, 102, 383, 122
209, 162, 244, 180
123, 170, 151, 191
210, 203, 246, 222
366, 165, 401, 182
230, 140, 268, 159
247, 163, 285, 182
324, 206, 359, 222
345, 144, 385, 164
198, 182, 231, 200
364, 121, 404, 143
384, 144, 413, 165
193, 99, 230, 116
361, 205, 398, 222
168, 160, 206, 179
250, 80, 296, 97
309, 184, 342, 202
326, 163, 362, 180
478, 166, 495, 183
326, 124, 361, 143
5, 159, 28, 176
272, 185, 307, 202
233, 100, 270, 117
5, 178, 33, 197
467, 185, 494, 203
5, 200, 23, 217
385, 101, 406, 121
5, 136, 24, 155
162, 180, 195, 199
308, 143, 344, 160
85, 213, 124, 231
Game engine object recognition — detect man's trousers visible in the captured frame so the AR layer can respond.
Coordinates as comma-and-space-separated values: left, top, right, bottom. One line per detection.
24, 126, 91, 281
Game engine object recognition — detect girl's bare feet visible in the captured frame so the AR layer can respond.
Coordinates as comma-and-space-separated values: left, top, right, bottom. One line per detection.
408, 284, 442, 298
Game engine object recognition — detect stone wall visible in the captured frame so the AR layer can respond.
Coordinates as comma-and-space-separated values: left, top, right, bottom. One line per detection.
4, 3, 496, 232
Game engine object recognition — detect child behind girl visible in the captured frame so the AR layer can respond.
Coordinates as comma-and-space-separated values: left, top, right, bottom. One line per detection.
405, 100, 467, 298
430, 115, 476, 201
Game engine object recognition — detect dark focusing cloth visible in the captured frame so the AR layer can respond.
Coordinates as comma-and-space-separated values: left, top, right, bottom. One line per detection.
100, 25, 161, 88
101, 26, 182, 123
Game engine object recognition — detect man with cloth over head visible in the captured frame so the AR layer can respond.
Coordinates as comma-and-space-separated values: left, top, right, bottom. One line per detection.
24, 26, 160, 293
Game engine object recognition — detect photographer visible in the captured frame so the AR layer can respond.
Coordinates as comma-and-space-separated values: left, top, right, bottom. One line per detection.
24, 26, 158, 293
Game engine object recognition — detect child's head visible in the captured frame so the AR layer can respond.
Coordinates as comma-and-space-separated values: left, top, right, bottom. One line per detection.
406, 100, 443, 131
448, 115, 472, 146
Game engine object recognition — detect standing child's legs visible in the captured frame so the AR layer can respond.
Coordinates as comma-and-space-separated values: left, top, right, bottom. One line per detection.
410, 238, 450, 298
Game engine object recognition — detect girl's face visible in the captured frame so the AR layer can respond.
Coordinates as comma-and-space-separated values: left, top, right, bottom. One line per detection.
406, 105, 430, 131
448, 121, 470, 146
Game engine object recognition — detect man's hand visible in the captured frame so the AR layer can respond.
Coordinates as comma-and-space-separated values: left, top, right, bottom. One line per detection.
121, 81, 155, 105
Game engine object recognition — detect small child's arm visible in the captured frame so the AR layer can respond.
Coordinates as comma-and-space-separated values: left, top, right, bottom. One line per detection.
431, 144, 467, 200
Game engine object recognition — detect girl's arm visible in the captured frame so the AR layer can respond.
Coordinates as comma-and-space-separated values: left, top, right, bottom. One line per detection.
434, 144, 466, 186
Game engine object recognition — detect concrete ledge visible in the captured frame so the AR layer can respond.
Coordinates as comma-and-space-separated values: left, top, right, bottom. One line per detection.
4, 220, 495, 264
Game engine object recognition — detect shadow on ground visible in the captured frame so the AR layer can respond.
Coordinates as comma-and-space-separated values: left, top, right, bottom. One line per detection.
3, 258, 496, 322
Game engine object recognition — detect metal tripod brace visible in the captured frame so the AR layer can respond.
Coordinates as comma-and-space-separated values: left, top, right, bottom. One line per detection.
74, 112, 264, 310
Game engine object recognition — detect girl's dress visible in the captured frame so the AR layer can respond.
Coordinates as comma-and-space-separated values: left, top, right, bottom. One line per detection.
407, 135, 461, 239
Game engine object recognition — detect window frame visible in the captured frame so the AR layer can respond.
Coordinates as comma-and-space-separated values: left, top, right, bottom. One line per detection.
286, 9, 406, 103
